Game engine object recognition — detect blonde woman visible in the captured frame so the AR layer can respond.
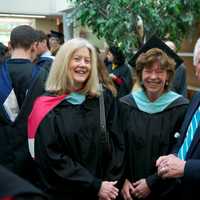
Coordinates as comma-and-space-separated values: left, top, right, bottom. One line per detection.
28, 38, 124, 200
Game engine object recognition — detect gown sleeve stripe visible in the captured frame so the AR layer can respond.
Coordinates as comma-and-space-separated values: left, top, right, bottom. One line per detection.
28, 94, 66, 158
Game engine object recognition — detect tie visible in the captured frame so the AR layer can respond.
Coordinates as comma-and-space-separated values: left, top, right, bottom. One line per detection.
178, 106, 200, 160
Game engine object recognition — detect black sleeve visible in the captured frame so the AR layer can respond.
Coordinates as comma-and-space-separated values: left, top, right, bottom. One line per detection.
146, 173, 179, 198
183, 159, 200, 183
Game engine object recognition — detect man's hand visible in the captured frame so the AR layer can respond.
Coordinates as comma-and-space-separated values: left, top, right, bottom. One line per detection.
195, 60, 200, 80
156, 154, 186, 178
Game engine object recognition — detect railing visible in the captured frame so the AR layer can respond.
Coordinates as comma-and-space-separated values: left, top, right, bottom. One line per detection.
178, 52, 193, 57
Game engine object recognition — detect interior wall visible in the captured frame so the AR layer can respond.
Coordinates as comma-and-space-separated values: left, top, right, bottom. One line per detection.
0, 17, 35, 45
35, 18, 58, 34
0, 0, 62, 15
180, 23, 200, 92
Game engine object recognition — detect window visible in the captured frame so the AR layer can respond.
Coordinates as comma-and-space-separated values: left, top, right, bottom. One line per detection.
0, 17, 34, 46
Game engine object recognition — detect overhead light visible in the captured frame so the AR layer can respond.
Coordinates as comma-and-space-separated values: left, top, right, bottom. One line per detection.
0, 13, 46, 18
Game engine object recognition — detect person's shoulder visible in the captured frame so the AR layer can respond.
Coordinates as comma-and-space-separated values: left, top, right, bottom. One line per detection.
0, 165, 47, 199
166, 94, 189, 109
119, 93, 135, 106
190, 91, 200, 103
0, 61, 4, 69
176, 95, 189, 104
35, 65, 49, 79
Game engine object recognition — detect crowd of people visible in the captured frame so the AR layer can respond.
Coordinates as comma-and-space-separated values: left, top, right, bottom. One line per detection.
0, 24, 200, 200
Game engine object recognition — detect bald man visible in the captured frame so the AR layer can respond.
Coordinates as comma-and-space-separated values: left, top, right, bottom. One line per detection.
165, 40, 187, 97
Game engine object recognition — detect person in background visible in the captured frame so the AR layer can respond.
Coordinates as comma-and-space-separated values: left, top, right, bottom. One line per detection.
165, 40, 187, 97
34, 30, 54, 72
0, 165, 47, 200
28, 38, 125, 200
193, 38, 200, 80
120, 47, 188, 200
0, 25, 47, 183
48, 30, 64, 56
97, 48, 126, 191
105, 46, 133, 98
96, 47, 117, 97
0, 42, 9, 64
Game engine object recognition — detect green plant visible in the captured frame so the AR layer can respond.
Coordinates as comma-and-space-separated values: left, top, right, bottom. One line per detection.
68, 0, 200, 58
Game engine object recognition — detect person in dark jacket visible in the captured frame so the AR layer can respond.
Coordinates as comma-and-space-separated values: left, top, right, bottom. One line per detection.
0, 25, 47, 183
120, 48, 188, 200
105, 46, 133, 98
35, 30, 54, 72
96, 47, 117, 97
28, 38, 125, 200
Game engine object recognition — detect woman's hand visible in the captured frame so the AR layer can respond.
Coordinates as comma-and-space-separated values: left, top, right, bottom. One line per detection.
132, 178, 151, 199
121, 179, 135, 200
98, 181, 119, 200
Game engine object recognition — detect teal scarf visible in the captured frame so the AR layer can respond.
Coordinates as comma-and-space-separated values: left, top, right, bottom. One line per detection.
132, 89, 181, 114
65, 92, 86, 105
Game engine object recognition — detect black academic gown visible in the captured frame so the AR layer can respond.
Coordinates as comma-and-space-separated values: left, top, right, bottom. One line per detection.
33, 91, 125, 200
0, 59, 48, 183
119, 93, 188, 199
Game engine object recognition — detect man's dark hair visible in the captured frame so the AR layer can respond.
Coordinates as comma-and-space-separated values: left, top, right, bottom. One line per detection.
36, 30, 50, 49
10, 25, 38, 50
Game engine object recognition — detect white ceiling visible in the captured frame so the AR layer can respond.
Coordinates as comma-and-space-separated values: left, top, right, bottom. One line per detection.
0, 0, 73, 16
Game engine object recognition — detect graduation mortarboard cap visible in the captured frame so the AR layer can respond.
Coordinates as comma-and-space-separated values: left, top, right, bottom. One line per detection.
49, 30, 64, 38
48, 30, 64, 43
130, 36, 183, 69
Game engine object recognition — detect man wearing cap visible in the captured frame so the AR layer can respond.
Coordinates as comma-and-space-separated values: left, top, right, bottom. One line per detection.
48, 30, 64, 56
